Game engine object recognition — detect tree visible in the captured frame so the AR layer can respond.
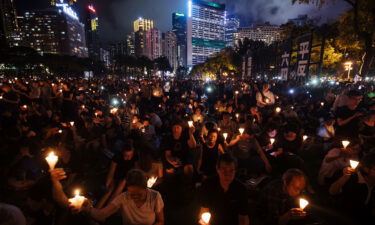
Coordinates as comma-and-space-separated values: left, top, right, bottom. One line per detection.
292, 0, 375, 75
154, 56, 172, 77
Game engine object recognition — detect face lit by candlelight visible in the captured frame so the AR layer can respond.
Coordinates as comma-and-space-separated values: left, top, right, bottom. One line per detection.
217, 162, 236, 185
207, 131, 218, 145
284, 176, 306, 197
127, 186, 147, 201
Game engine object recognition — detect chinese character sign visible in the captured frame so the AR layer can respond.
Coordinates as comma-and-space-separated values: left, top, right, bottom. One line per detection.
296, 35, 312, 77
280, 40, 291, 80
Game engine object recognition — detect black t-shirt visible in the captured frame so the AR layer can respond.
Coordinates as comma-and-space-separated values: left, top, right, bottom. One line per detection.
161, 134, 193, 167
335, 106, 360, 138
200, 143, 220, 176
274, 135, 302, 155
112, 152, 137, 179
199, 176, 248, 225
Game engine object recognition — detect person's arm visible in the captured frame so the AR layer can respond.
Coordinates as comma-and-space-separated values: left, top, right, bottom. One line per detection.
226, 135, 240, 147
50, 169, 70, 208
337, 112, 361, 126
188, 127, 197, 149
254, 140, 272, 173
256, 92, 266, 105
218, 144, 225, 154
105, 161, 117, 188
154, 209, 164, 225
239, 215, 249, 225
329, 167, 354, 195
197, 145, 203, 172
86, 202, 118, 222
165, 150, 180, 168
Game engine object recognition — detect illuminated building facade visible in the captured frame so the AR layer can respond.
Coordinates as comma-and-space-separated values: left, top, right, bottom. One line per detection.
172, 12, 187, 67
20, 4, 87, 57
133, 18, 154, 32
225, 15, 239, 47
144, 28, 162, 60
0, 0, 21, 47
162, 31, 178, 71
85, 4, 101, 60
236, 22, 280, 45
187, 0, 226, 67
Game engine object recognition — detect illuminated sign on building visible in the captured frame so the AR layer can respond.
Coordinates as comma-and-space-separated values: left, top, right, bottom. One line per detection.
88, 5, 96, 14
188, 1, 192, 17
91, 18, 98, 31
56, 2, 79, 20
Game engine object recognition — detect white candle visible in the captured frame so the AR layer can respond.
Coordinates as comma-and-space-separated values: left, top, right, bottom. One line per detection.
68, 189, 85, 211
239, 128, 245, 135
58, 129, 62, 133
70, 121, 74, 126
223, 133, 228, 140
188, 121, 194, 127
201, 212, 211, 224
217, 127, 221, 132
45, 152, 58, 170
110, 108, 118, 114
303, 135, 308, 141
275, 107, 281, 113
299, 198, 309, 210
265, 98, 270, 103
235, 91, 239, 95
235, 113, 239, 118
320, 102, 325, 106
342, 140, 350, 149
270, 138, 275, 145
95, 112, 98, 117
147, 177, 158, 188
350, 160, 359, 169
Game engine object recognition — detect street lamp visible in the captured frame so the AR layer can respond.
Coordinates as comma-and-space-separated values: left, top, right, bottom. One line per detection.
344, 61, 353, 81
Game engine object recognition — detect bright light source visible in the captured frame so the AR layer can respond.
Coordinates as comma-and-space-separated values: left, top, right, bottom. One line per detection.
188, 1, 192, 17
342, 140, 350, 149
206, 86, 213, 93
111, 98, 119, 106
311, 79, 318, 85
201, 212, 211, 224
299, 198, 309, 210
329, 81, 335, 85
289, 89, 295, 94
350, 160, 359, 169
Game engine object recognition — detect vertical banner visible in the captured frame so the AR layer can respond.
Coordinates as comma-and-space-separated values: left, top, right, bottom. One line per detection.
247, 56, 252, 78
296, 34, 312, 78
280, 39, 291, 80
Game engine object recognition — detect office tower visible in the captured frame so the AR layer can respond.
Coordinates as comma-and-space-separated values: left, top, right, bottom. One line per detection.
85, 4, 101, 60
162, 31, 178, 71
225, 15, 239, 47
172, 12, 187, 67
144, 28, 162, 60
187, 0, 226, 67
134, 29, 146, 57
0, 0, 21, 47
133, 17, 154, 32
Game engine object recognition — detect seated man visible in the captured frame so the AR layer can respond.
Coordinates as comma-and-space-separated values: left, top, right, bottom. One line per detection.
257, 168, 311, 225
329, 153, 375, 225
198, 153, 249, 225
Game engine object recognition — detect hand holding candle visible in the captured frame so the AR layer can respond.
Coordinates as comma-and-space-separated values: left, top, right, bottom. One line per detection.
342, 140, 350, 149
68, 189, 86, 211
350, 160, 359, 169
46, 151, 58, 170
239, 128, 244, 135
188, 121, 194, 127
270, 138, 275, 145
299, 198, 309, 210
201, 212, 211, 225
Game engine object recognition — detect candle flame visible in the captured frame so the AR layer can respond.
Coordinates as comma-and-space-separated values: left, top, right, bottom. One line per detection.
75, 189, 80, 196
147, 177, 158, 188
239, 128, 245, 135
223, 133, 228, 140
201, 212, 211, 224
188, 121, 193, 127
270, 138, 275, 145
350, 160, 359, 169
342, 140, 350, 149
303, 135, 308, 141
299, 198, 309, 210
275, 107, 281, 113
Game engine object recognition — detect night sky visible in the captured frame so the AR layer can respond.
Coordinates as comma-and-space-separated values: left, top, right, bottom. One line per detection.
15, 0, 349, 44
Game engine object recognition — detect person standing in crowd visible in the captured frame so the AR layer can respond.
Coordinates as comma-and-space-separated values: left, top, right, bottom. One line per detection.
256, 83, 275, 108
199, 153, 249, 225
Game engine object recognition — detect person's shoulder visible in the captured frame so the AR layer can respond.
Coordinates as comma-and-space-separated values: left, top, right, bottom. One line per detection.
148, 189, 162, 200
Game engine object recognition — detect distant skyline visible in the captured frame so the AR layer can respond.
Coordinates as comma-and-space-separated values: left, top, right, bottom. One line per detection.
15, 0, 350, 44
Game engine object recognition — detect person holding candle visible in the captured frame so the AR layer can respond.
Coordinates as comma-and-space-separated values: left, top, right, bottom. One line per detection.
318, 139, 361, 186
256, 83, 275, 109
329, 153, 375, 225
198, 153, 249, 225
257, 169, 311, 225
83, 169, 165, 225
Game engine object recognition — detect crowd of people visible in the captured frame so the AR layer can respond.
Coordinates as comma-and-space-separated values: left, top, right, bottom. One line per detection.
0, 76, 374, 225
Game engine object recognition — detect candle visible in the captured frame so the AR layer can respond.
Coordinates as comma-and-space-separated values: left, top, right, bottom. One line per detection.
45, 151, 58, 170
275, 107, 281, 113
320, 102, 325, 106
0, 95, 3, 100
239, 128, 245, 135
265, 98, 270, 103
22, 105, 28, 109
188, 121, 194, 127
217, 127, 221, 132
70, 121, 74, 126
235, 113, 239, 118
201, 212, 211, 224
68, 189, 85, 211
147, 176, 158, 188
299, 198, 309, 210
270, 138, 275, 145
235, 91, 239, 95
303, 135, 308, 141
95, 112, 98, 117
81, 105, 85, 109
223, 133, 228, 140
342, 140, 350, 149
350, 160, 359, 169
58, 129, 62, 133
110, 108, 118, 114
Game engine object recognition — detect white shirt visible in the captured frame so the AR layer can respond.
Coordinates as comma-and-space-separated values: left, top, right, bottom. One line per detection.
110, 189, 164, 225
256, 90, 275, 108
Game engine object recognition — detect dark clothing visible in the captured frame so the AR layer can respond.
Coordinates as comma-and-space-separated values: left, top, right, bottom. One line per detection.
199, 176, 248, 225
335, 106, 360, 138
274, 136, 303, 155
112, 153, 137, 179
161, 134, 193, 168
200, 143, 220, 176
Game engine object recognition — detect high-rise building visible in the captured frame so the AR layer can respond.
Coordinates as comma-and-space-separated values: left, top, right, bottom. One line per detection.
134, 29, 146, 57
0, 0, 21, 47
133, 17, 154, 32
109, 40, 127, 58
144, 28, 162, 60
20, 4, 88, 57
187, 0, 226, 67
85, 4, 101, 60
225, 15, 239, 47
126, 33, 135, 56
162, 31, 178, 71
172, 12, 187, 67
236, 22, 280, 46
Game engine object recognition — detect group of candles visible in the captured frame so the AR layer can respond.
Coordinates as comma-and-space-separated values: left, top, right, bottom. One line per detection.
199, 198, 309, 224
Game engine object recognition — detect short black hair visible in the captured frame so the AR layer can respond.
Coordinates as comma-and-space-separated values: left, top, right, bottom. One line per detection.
216, 153, 237, 168
282, 168, 307, 185
126, 169, 147, 189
